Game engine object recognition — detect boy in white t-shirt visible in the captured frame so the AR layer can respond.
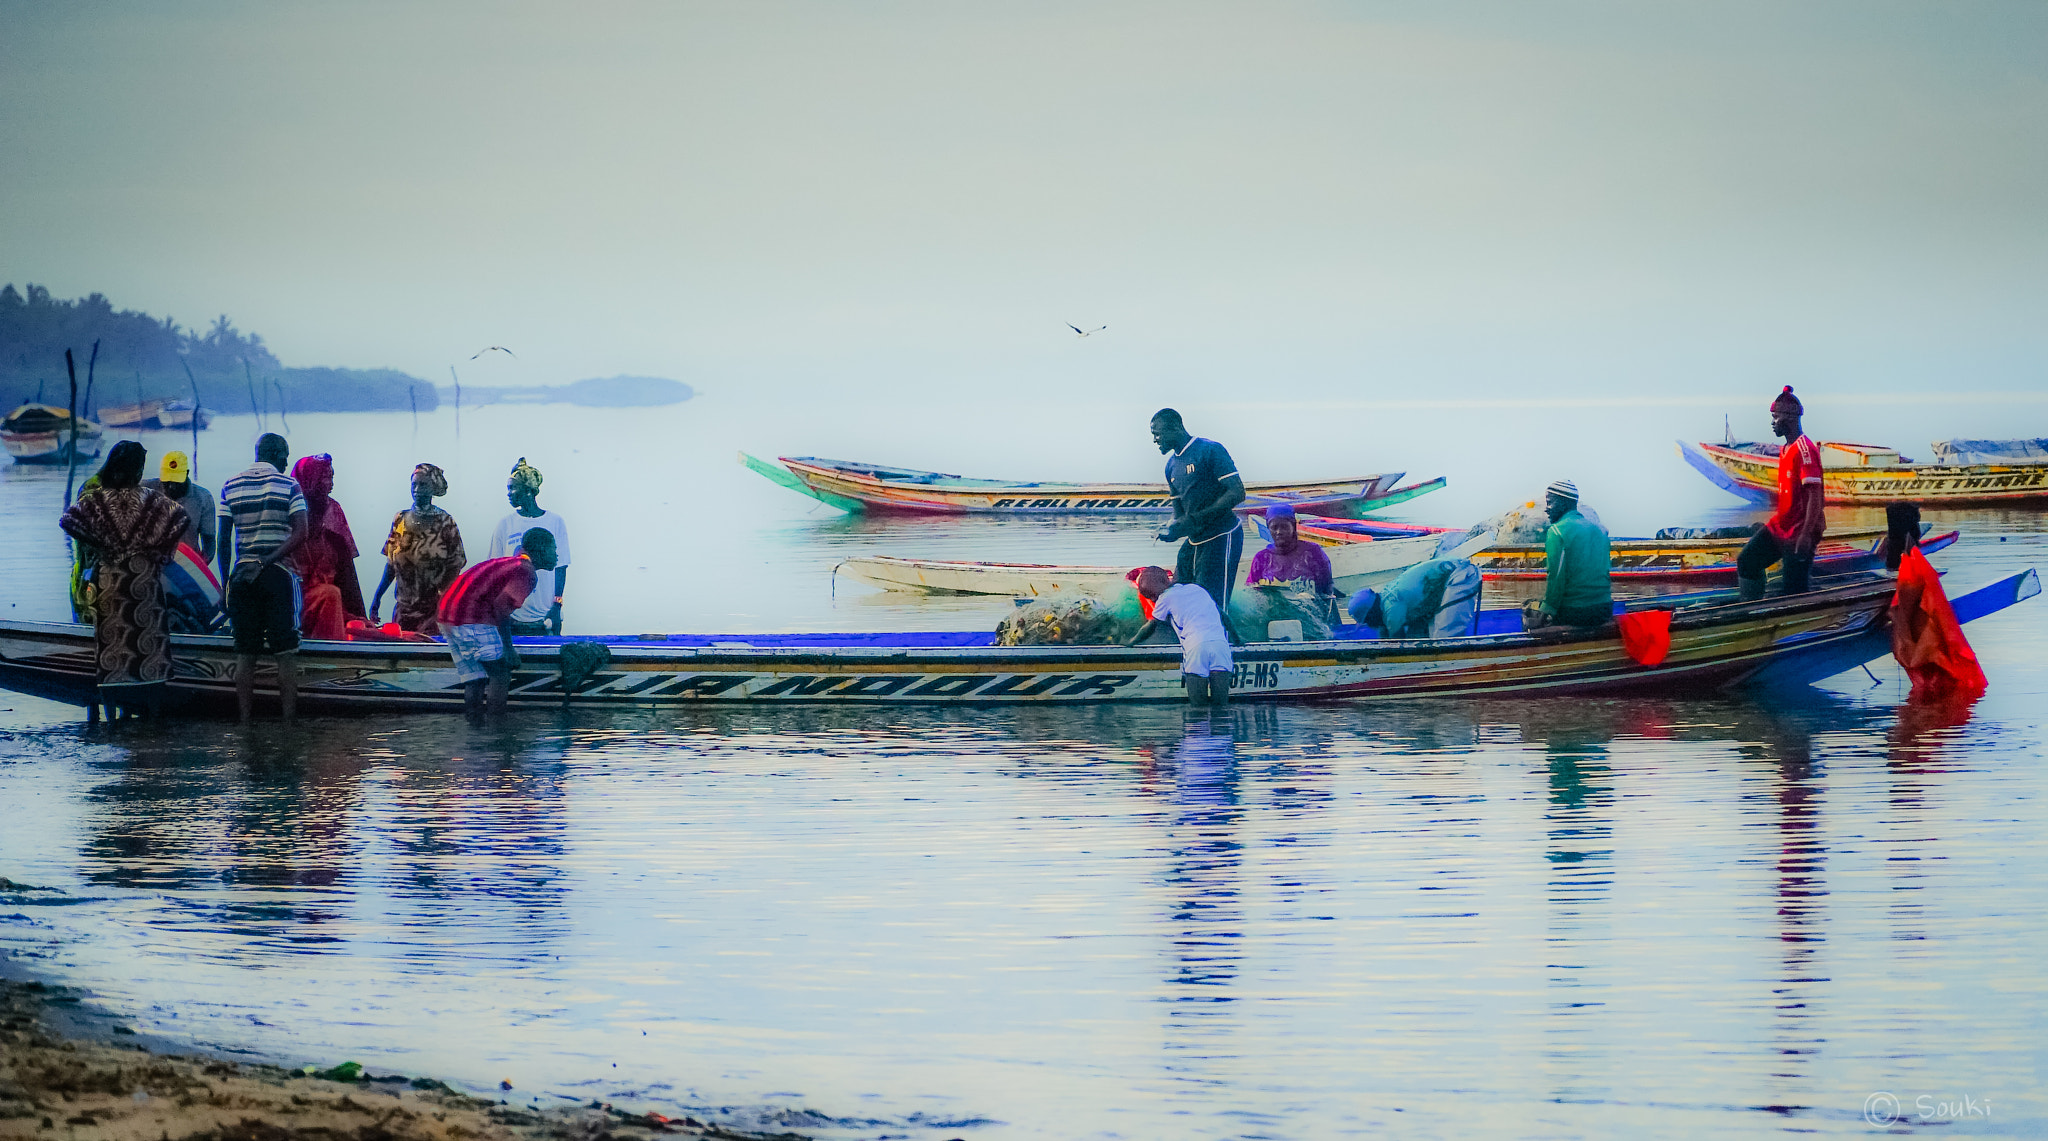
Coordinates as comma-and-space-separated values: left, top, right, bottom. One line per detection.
1125, 566, 1233, 707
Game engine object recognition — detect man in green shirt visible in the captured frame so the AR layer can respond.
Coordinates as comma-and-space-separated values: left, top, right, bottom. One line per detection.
1523, 479, 1612, 630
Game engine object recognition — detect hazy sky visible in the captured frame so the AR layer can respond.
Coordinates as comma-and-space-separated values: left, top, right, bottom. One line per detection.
4, 1, 2046, 403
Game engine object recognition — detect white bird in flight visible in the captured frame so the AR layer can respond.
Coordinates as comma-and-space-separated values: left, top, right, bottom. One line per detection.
1068, 324, 1107, 337
470, 346, 516, 359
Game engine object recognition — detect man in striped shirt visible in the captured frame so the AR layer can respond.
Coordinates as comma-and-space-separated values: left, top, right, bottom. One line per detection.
436, 528, 553, 718
217, 433, 308, 721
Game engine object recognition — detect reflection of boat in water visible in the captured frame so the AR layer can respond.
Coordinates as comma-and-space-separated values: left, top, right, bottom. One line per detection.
1293, 515, 1951, 583
2, 404, 105, 464
838, 526, 1494, 597
0, 569, 2034, 712
741, 452, 1444, 516
1681, 437, 2048, 506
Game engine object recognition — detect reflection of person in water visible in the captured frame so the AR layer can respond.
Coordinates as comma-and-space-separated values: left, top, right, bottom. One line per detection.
1753, 711, 1827, 1097
1159, 722, 1246, 1063
78, 722, 574, 964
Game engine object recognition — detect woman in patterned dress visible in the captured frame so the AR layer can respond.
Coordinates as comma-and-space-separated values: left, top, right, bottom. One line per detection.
58, 441, 190, 713
369, 463, 466, 633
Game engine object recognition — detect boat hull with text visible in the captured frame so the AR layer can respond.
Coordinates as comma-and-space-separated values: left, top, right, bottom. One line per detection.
742, 453, 1443, 516
0, 571, 2033, 713
1681, 438, 2048, 506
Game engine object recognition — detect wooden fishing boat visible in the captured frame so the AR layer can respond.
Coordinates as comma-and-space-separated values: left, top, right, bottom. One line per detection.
837, 528, 1495, 597
2, 404, 105, 465
1680, 438, 2048, 506
151, 400, 211, 430
741, 452, 1444, 515
0, 569, 2032, 713
1289, 516, 1918, 583
97, 400, 164, 429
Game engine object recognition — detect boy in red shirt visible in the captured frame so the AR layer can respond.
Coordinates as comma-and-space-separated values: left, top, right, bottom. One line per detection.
1736, 386, 1828, 600
436, 528, 555, 717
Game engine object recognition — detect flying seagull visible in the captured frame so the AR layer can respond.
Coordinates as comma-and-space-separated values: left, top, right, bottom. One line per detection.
470, 346, 516, 359
1068, 324, 1107, 337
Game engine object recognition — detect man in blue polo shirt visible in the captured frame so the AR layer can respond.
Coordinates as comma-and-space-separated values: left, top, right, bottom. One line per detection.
1151, 408, 1245, 642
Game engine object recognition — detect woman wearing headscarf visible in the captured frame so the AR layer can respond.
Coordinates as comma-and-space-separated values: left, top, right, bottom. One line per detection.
370, 463, 466, 633
1246, 504, 1334, 594
58, 441, 191, 713
287, 453, 365, 640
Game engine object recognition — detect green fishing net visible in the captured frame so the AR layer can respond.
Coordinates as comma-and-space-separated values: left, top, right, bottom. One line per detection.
995, 589, 1148, 646
1229, 583, 1333, 641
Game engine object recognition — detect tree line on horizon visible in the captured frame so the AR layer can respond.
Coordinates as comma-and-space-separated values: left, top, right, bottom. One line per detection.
0, 284, 437, 416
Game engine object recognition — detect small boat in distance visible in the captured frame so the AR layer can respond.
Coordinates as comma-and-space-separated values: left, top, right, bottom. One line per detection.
151, 400, 211, 430
1680, 437, 2048, 506
97, 400, 165, 428
742, 453, 1444, 515
2, 404, 105, 465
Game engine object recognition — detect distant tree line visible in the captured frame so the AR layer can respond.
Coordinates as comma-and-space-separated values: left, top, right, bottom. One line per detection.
0, 284, 437, 416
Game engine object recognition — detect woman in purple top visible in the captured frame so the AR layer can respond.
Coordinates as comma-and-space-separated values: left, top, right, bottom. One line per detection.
1246, 504, 1334, 594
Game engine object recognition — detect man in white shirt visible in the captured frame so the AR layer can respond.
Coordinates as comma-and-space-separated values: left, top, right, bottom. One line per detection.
486, 457, 570, 635
1124, 566, 1233, 707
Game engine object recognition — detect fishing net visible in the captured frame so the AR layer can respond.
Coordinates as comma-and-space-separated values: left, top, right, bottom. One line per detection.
1228, 583, 1333, 641
995, 590, 1147, 646
1653, 523, 1760, 540
1478, 501, 1604, 544
559, 640, 614, 696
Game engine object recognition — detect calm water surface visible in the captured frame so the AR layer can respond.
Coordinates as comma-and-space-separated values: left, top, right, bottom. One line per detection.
3, 401, 2046, 1136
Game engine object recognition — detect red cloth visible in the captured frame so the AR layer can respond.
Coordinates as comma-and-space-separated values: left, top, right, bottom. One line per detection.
1890, 546, 1987, 703
1616, 609, 1673, 667
288, 454, 366, 623
1767, 435, 1824, 542
436, 555, 538, 626
345, 619, 435, 643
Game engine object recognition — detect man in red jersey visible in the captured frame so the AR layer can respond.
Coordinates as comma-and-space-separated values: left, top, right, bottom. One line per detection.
1736, 386, 1827, 600
437, 528, 555, 718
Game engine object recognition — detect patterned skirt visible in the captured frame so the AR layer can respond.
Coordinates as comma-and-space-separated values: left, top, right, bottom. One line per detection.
93, 553, 173, 688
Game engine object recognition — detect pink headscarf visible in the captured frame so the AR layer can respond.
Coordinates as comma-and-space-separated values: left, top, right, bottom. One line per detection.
291, 453, 357, 556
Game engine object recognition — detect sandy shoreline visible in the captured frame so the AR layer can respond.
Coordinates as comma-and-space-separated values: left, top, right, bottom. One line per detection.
0, 962, 813, 1141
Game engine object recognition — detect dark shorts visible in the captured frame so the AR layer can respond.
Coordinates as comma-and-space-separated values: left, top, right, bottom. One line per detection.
1175, 528, 1244, 615
229, 564, 301, 656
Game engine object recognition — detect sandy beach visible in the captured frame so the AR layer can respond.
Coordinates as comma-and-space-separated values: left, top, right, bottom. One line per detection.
0, 971, 812, 1141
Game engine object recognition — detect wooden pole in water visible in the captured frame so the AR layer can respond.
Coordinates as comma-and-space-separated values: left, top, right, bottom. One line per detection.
272, 378, 289, 435
82, 340, 99, 426
62, 350, 81, 506
244, 359, 260, 428
179, 358, 202, 475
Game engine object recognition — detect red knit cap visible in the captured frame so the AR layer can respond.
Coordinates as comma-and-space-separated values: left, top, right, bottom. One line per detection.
1770, 385, 1803, 415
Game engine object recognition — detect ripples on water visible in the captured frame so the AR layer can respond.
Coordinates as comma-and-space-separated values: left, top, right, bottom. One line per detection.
4, 408, 2048, 1136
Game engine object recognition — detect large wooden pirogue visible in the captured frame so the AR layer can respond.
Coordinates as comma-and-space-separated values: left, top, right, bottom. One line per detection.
0, 569, 2034, 713
1680, 437, 2048, 506
742, 453, 1445, 516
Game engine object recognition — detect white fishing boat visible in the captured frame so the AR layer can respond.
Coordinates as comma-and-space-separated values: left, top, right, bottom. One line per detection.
2, 404, 105, 465
837, 526, 1495, 597
151, 400, 211, 430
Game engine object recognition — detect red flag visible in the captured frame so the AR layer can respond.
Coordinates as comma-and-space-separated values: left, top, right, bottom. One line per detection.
1890, 546, 1987, 703
1616, 609, 1673, 667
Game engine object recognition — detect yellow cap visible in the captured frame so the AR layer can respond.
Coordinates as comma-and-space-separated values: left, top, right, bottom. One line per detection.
160, 452, 190, 483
